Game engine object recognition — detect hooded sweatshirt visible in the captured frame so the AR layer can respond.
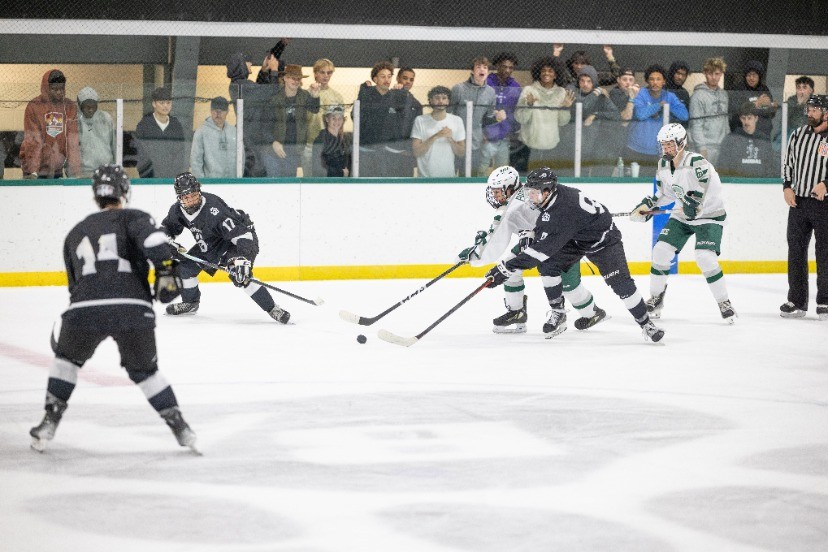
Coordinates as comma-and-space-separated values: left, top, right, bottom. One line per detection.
718, 126, 777, 177
689, 82, 729, 152
77, 87, 116, 177
448, 76, 498, 150
514, 81, 571, 150
666, 61, 691, 111
567, 66, 621, 158
226, 52, 276, 147
20, 69, 81, 177
190, 115, 237, 178
728, 60, 776, 136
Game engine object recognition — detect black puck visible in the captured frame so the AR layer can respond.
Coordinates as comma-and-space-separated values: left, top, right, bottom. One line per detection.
357, 334, 367, 344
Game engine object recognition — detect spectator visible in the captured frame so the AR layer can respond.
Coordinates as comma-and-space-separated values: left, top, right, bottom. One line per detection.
267, 64, 320, 177
20, 69, 80, 179
312, 105, 351, 177
565, 65, 621, 175
226, 52, 277, 177
608, 67, 639, 158
76, 86, 116, 178
302, 58, 346, 177
449, 56, 506, 176
666, 60, 691, 112
134, 87, 188, 178
728, 60, 778, 138
786, 76, 815, 134
411, 86, 466, 177
514, 56, 575, 171
190, 96, 237, 178
689, 57, 729, 165
484, 52, 522, 176
256, 38, 290, 87
552, 44, 621, 87
357, 61, 420, 177
625, 64, 689, 173
395, 67, 423, 177
718, 102, 778, 177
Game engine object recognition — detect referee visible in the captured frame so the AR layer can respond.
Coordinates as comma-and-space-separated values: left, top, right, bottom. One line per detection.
781, 94, 828, 319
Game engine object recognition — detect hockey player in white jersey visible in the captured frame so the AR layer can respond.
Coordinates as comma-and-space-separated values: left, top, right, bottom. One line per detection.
459, 165, 606, 335
630, 123, 735, 322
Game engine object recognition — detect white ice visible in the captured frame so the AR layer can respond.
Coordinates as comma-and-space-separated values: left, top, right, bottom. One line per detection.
1, 273, 827, 552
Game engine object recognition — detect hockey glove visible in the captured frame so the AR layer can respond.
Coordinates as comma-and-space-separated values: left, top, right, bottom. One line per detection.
681, 191, 703, 220
630, 195, 657, 222
511, 230, 535, 255
154, 259, 182, 303
458, 246, 481, 263
485, 262, 514, 288
228, 256, 252, 288
473, 230, 488, 245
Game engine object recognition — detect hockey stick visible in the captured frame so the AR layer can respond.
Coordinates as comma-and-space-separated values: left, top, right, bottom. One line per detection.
378, 278, 493, 347
169, 243, 324, 306
611, 209, 668, 217
339, 260, 467, 326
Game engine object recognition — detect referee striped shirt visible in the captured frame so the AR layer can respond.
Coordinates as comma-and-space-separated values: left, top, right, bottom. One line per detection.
783, 125, 828, 197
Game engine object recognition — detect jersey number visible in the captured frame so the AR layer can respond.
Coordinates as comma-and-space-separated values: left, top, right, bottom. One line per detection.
76, 234, 132, 275
578, 193, 606, 215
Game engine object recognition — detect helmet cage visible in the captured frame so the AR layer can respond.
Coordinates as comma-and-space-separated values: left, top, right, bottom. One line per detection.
174, 172, 202, 214
657, 123, 687, 160
485, 166, 520, 208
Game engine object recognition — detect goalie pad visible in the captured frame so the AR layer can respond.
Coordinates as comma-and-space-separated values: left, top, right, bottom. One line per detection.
154, 259, 182, 303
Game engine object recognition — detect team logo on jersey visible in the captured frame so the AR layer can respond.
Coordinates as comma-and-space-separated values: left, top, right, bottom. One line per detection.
45, 112, 65, 137
819, 142, 828, 157
210, 207, 219, 216
695, 167, 709, 181
541, 213, 550, 222
671, 184, 685, 198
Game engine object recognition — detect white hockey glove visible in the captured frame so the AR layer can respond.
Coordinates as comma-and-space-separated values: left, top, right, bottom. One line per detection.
458, 230, 488, 262
630, 195, 657, 222
228, 257, 252, 288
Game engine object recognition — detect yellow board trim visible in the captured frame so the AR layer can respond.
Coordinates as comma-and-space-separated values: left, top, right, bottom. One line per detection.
0, 260, 814, 287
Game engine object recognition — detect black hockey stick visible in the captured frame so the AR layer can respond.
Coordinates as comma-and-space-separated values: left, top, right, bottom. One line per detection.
170, 243, 324, 306
378, 278, 492, 347
339, 260, 467, 326
611, 209, 668, 217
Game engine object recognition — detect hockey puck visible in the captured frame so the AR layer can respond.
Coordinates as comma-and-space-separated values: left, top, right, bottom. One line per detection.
357, 334, 367, 344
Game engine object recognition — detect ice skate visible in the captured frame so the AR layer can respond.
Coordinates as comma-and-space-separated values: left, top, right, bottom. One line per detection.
779, 301, 806, 319
816, 305, 827, 321
645, 289, 666, 319
574, 305, 608, 330
492, 297, 527, 334
29, 395, 68, 452
268, 305, 291, 324
718, 300, 736, 324
542, 307, 567, 339
166, 301, 199, 315
641, 320, 665, 343
159, 407, 200, 454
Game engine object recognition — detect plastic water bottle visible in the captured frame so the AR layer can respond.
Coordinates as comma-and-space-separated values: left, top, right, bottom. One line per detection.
616, 157, 624, 177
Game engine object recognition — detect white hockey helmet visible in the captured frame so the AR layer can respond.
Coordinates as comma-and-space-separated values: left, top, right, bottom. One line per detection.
657, 123, 687, 160
485, 165, 521, 208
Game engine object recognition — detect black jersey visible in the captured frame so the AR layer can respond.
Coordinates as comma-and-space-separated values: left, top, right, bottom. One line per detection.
506, 184, 620, 271
62, 208, 172, 330
160, 192, 258, 262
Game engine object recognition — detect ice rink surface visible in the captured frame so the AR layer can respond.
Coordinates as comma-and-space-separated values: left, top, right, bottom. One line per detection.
1, 273, 826, 552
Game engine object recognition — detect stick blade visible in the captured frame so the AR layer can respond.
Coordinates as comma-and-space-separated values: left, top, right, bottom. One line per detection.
339, 310, 362, 324
377, 329, 419, 347
312, 297, 325, 306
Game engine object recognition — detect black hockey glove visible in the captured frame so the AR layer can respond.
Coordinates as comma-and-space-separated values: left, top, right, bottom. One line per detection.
485, 262, 514, 288
154, 259, 182, 303
681, 191, 703, 220
228, 256, 252, 288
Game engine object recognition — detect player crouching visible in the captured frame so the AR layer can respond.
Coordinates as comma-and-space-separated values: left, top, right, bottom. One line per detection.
161, 173, 289, 323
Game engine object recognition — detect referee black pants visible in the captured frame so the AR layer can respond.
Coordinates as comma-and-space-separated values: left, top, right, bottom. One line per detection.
786, 197, 828, 309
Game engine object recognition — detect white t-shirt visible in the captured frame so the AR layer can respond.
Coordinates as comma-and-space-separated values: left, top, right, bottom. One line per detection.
410, 113, 466, 177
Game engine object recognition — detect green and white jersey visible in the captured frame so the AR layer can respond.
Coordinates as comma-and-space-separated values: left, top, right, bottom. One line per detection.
471, 186, 540, 267
654, 151, 726, 225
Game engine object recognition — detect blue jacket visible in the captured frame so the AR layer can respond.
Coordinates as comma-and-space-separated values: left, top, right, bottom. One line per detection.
627, 89, 688, 155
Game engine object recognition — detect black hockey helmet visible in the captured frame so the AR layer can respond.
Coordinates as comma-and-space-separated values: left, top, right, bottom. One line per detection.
525, 167, 558, 203
92, 164, 131, 204
173, 172, 202, 214
806, 94, 828, 110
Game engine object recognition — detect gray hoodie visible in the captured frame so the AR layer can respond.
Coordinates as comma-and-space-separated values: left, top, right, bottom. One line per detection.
190, 115, 237, 178
689, 83, 729, 150
448, 77, 497, 150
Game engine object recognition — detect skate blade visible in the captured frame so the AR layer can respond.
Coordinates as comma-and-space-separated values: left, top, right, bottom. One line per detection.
30, 437, 47, 453
187, 443, 203, 456
543, 327, 567, 339
493, 324, 526, 334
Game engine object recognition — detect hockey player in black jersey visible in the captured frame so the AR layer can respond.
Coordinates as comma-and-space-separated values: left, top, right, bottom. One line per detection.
30, 164, 198, 452
161, 172, 290, 323
485, 167, 665, 342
